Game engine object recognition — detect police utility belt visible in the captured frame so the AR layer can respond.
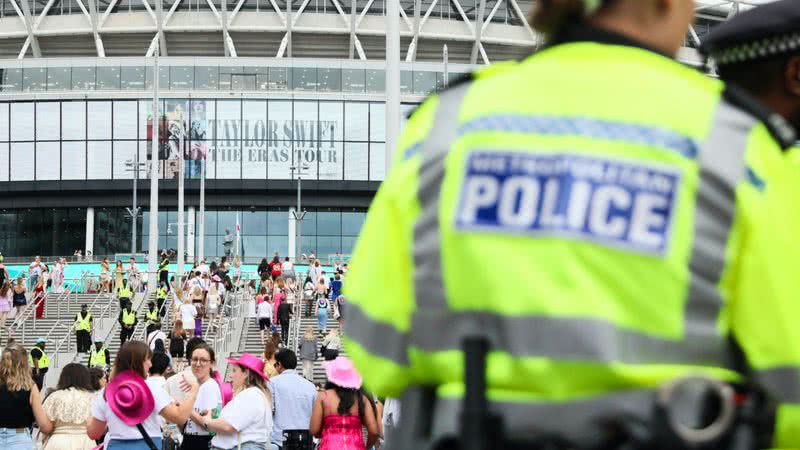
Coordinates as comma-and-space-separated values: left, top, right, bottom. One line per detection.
409, 338, 776, 450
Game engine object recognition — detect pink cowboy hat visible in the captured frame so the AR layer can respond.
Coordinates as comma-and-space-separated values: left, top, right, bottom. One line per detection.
226, 353, 269, 381
105, 370, 155, 426
323, 357, 363, 389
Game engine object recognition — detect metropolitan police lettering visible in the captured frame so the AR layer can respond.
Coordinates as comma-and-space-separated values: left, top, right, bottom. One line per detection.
455, 151, 680, 255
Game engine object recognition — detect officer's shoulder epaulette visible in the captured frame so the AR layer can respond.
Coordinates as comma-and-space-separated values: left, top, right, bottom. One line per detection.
723, 84, 797, 151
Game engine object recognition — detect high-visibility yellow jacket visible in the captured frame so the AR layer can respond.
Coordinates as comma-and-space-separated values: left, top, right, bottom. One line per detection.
89, 346, 108, 367
121, 309, 136, 326
145, 308, 159, 324
344, 30, 800, 447
29, 348, 49, 369
74, 312, 92, 332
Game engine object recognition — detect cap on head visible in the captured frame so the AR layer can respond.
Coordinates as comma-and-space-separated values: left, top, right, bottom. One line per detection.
36, 338, 46, 345
700, 0, 800, 67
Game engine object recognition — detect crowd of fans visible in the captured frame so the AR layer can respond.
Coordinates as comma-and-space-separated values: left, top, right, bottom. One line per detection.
0, 338, 386, 450
0, 250, 390, 450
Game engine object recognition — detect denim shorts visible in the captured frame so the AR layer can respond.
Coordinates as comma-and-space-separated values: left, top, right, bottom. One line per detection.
107, 437, 163, 449
0, 428, 32, 450
211, 441, 267, 450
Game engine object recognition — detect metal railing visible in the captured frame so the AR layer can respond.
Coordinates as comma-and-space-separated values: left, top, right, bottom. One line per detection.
49, 289, 113, 366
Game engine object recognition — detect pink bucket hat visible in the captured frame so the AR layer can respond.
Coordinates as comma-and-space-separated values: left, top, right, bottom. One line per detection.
105, 370, 155, 426
226, 353, 269, 381
323, 357, 363, 389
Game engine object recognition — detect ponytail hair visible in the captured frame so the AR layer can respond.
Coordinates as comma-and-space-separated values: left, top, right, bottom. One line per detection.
530, 0, 607, 36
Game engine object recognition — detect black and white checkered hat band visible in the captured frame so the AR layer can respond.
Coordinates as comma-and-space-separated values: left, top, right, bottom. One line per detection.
712, 32, 800, 65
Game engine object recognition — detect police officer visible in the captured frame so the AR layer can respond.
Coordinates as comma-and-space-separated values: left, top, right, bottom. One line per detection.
30, 337, 49, 390
74, 303, 93, 353
88, 337, 110, 370
144, 300, 160, 336
118, 300, 137, 345
700, 0, 800, 138
344, 0, 800, 449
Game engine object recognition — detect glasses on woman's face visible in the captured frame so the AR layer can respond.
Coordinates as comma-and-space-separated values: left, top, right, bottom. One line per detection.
191, 358, 211, 365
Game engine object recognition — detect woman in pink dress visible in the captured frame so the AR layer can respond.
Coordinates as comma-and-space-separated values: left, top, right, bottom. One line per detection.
310, 357, 379, 450
0, 280, 12, 332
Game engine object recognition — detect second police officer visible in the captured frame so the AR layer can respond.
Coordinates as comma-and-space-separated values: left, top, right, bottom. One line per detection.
344, 0, 800, 448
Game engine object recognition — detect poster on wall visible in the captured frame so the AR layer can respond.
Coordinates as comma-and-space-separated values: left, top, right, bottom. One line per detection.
213, 115, 341, 179
188, 100, 208, 179
163, 100, 188, 179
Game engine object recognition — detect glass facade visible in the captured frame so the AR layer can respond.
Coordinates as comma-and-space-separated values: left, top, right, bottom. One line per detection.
0, 208, 86, 257
0, 207, 366, 258
0, 64, 465, 96
0, 98, 398, 182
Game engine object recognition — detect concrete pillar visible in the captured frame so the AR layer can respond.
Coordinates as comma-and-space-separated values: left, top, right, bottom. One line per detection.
288, 207, 296, 259
85, 207, 94, 260
187, 206, 196, 263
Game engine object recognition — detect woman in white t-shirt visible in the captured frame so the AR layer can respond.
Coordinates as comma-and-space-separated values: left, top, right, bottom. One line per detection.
256, 296, 273, 347
87, 341, 199, 449
179, 297, 198, 337
182, 344, 223, 450
202, 353, 272, 450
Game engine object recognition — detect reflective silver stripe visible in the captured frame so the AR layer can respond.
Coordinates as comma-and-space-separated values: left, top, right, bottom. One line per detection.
755, 367, 800, 404
408, 98, 753, 367
346, 300, 410, 366
412, 82, 473, 313
410, 312, 730, 366
684, 100, 755, 343
428, 389, 657, 447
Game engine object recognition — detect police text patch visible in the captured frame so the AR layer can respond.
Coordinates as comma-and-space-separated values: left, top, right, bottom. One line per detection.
455, 152, 680, 255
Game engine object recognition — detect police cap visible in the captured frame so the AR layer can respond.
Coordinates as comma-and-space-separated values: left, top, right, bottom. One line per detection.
700, 0, 800, 66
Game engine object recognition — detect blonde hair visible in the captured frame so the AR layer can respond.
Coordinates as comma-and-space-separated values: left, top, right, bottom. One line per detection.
242, 367, 273, 406
304, 328, 314, 340
0, 344, 35, 391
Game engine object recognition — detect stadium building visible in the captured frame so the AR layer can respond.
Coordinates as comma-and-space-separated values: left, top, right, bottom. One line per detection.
0, 0, 743, 260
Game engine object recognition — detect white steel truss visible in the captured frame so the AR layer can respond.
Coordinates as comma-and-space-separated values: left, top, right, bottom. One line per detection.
0, 0, 763, 61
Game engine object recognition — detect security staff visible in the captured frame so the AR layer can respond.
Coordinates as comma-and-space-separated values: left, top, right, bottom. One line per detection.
159, 250, 170, 291
116, 278, 132, 309
344, 0, 800, 449
29, 337, 49, 390
118, 300, 137, 345
88, 337, 110, 369
144, 301, 160, 336
74, 304, 93, 353
157, 282, 168, 317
